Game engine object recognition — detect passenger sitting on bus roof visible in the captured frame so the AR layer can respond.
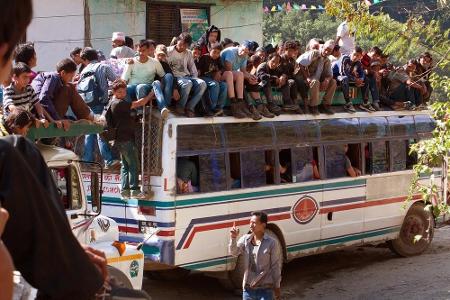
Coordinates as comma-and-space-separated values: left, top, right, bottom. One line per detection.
197, 25, 221, 56
176, 157, 199, 194
110, 31, 136, 59
2, 109, 34, 136
344, 144, 361, 177
360, 46, 383, 111
279, 41, 310, 114
333, 46, 365, 114
297, 40, 336, 116
196, 43, 228, 117
416, 52, 433, 104
257, 52, 303, 114
121, 39, 170, 119
106, 79, 148, 199
32, 58, 94, 129
382, 62, 423, 111
255, 47, 267, 62
154, 44, 181, 102
220, 40, 254, 119
69, 47, 85, 78
167, 32, 207, 118
221, 38, 234, 49
3, 63, 50, 129
403, 59, 426, 107
192, 44, 202, 65
244, 55, 273, 120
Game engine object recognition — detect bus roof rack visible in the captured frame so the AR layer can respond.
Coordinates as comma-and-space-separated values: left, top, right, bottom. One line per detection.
27, 121, 103, 140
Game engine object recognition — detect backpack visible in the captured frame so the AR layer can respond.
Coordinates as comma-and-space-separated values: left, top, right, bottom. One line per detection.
77, 63, 104, 107
99, 100, 117, 142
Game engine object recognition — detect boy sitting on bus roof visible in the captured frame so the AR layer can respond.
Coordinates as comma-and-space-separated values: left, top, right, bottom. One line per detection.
196, 43, 228, 117
106, 79, 148, 199
167, 32, 207, 118
297, 40, 336, 115
32, 58, 94, 130
122, 39, 171, 119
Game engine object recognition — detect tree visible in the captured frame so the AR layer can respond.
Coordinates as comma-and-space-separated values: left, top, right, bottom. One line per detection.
263, 11, 341, 48
324, 0, 450, 217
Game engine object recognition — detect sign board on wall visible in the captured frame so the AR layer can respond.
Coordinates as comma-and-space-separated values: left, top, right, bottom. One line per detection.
180, 8, 209, 41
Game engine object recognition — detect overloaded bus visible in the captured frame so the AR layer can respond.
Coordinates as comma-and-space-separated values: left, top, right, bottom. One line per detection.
77, 109, 438, 287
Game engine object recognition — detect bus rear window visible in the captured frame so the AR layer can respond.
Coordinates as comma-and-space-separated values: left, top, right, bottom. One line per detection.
198, 153, 227, 193
390, 140, 407, 171
367, 141, 389, 174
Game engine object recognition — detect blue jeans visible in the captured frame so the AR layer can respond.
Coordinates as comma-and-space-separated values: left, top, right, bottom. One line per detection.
83, 105, 115, 164
117, 141, 140, 191
243, 288, 273, 300
127, 82, 167, 109
162, 73, 174, 107
201, 77, 227, 110
176, 77, 207, 111
362, 75, 380, 104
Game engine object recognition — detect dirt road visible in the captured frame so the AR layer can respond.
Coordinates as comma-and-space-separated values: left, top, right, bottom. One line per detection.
143, 226, 450, 299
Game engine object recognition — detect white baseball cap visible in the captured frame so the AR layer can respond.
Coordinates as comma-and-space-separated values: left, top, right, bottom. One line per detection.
112, 32, 126, 42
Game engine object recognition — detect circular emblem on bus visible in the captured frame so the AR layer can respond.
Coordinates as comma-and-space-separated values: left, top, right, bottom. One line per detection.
292, 196, 318, 224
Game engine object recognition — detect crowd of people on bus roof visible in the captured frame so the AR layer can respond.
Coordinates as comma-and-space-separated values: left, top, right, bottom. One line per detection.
0, 21, 434, 198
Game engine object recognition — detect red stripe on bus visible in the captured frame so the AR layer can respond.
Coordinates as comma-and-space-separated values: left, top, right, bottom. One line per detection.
319, 195, 422, 214
157, 230, 175, 237
183, 213, 291, 249
119, 226, 139, 233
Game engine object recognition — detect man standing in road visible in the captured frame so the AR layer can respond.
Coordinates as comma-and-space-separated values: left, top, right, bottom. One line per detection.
229, 211, 282, 300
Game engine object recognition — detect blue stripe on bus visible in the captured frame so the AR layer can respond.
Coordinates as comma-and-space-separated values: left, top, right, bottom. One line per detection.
110, 217, 175, 228
176, 206, 292, 250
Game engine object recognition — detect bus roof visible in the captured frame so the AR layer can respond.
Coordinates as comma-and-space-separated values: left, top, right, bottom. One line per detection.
166, 110, 432, 126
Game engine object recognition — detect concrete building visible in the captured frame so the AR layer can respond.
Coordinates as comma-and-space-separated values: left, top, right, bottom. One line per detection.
27, 0, 263, 71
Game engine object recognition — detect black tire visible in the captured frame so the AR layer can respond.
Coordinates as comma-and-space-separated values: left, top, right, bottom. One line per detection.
226, 229, 284, 290
107, 265, 133, 289
388, 203, 434, 257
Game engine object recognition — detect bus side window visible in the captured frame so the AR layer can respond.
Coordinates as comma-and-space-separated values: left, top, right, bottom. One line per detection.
241, 151, 268, 188
292, 147, 319, 182
326, 144, 361, 178
390, 140, 407, 171
367, 141, 389, 174
229, 152, 241, 189
176, 156, 199, 194
198, 153, 227, 193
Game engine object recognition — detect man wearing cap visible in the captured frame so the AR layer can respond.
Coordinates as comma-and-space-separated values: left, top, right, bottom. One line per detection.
111, 32, 136, 59
297, 39, 336, 115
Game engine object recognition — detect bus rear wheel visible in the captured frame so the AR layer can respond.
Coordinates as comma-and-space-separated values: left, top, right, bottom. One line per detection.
388, 203, 434, 257
226, 229, 284, 290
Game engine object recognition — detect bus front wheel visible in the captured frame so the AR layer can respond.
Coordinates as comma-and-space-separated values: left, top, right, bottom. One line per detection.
226, 229, 284, 290
388, 203, 434, 257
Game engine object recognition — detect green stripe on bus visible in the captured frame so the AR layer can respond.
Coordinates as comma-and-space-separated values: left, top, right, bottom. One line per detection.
182, 257, 229, 270
286, 226, 400, 253
101, 179, 366, 209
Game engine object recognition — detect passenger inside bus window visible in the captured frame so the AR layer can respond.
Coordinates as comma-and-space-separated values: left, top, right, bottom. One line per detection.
229, 152, 241, 189
264, 150, 276, 185
292, 147, 320, 182
344, 144, 361, 177
176, 157, 199, 194
278, 149, 292, 183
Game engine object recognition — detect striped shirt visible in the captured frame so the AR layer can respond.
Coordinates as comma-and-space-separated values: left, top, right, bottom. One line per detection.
3, 84, 39, 115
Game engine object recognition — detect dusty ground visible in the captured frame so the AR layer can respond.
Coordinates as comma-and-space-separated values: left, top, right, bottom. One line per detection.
143, 226, 450, 300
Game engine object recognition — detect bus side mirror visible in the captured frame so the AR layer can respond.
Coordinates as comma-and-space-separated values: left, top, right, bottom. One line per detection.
91, 172, 102, 213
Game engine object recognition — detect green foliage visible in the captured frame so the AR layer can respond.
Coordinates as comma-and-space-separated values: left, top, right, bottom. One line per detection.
263, 11, 341, 47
